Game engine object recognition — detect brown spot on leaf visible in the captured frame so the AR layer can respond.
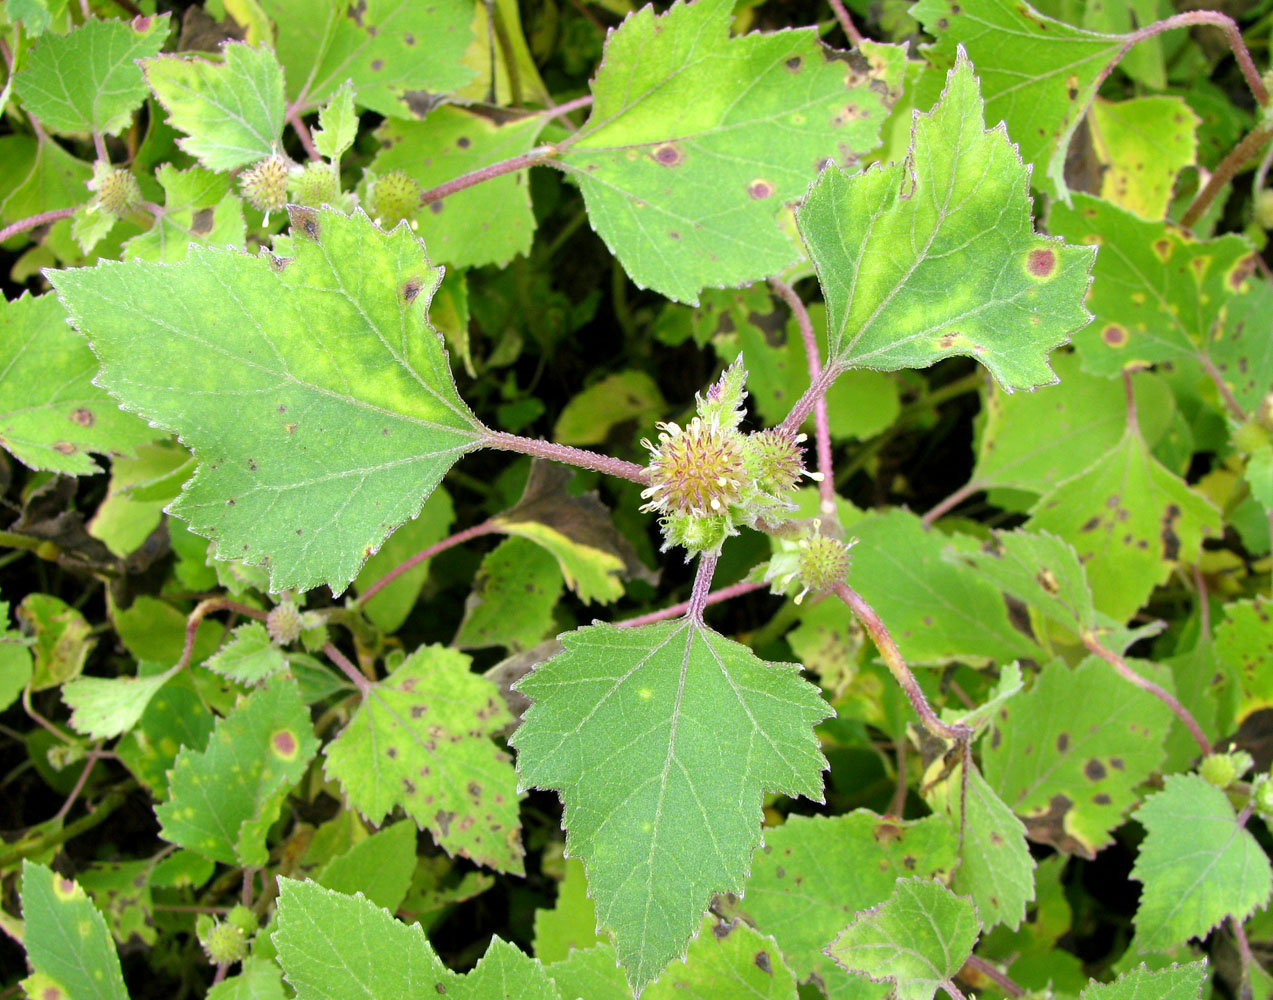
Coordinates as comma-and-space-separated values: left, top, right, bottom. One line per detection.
457, 136, 471, 149
755, 951, 772, 973
1084, 758, 1106, 781
747, 179, 774, 199
712, 920, 733, 940
1037, 568, 1060, 594
403, 280, 422, 303
289, 205, 320, 240
1027, 248, 1056, 278
435, 809, 456, 835
191, 207, 215, 235
430, 200, 445, 214
347, 0, 365, 25
370, 58, 384, 71
1101, 324, 1127, 347
272, 730, 297, 757
53, 441, 77, 454
1153, 238, 1172, 261
786, 56, 802, 71
70, 407, 95, 427
1057, 732, 1069, 752
873, 821, 902, 843
1161, 503, 1181, 560
1022, 793, 1092, 857
652, 143, 684, 166
1094, 793, 1111, 805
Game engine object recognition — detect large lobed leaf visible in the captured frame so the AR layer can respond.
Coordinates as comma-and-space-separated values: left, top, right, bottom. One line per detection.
512, 618, 831, 993
798, 48, 1094, 390
49, 207, 484, 594
560, 0, 905, 304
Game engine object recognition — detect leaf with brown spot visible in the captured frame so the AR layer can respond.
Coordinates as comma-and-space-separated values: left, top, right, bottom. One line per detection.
324, 644, 524, 874
983, 657, 1173, 858
558, 0, 906, 303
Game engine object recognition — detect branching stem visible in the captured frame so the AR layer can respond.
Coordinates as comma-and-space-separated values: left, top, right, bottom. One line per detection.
780, 364, 844, 436
323, 642, 370, 693
483, 429, 649, 483
830, 581, 971, 743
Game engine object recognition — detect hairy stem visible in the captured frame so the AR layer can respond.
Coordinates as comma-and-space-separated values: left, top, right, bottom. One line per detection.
923, 480, 983, 525
771, 278, 836, 515
352, 520, 498, 608
540, 94, 593, 124
483, 429, 650, 483
964, 956, 1025, 998
1182, 119, 1273, 229
53, 745, 104, 823
827, 0, 866, 46
180, 598, 267, 672
618, 579, 768, 629
941, 980, 969, 1000
420, 146, 559, 206
1080, 630, 1212, 754
780, 363, 844, 436
287, 109, 321, 162
687, 551, 720, 624
323, 642, 370, 693
0, 207, 75, 244
831, 581, 971, 743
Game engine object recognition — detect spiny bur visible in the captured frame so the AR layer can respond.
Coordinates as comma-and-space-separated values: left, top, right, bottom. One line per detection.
370, 170, 421, 228
197, 917, 247, 965
240, 154, 292, 215
293, 161, 341, 207
267, 601, 303, 645
89, 163, 141, 218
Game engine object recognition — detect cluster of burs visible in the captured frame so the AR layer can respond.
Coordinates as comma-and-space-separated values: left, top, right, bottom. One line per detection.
639, 360, 853, 600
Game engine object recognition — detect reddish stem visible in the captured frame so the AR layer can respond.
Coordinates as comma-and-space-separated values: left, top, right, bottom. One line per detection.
963, 957, 1025, 998
1200, 353, 1248, 421
617, 580, 767, 629
483, 430, 649, 483
827, 0, 866, 46
0, 207, 75, 244
540, 94, 593, 124
686, 551, 720, 624
323, 642, 370, 694
771, 279, 836, 515
180, 598, 267, 672
52, 745, 103, 823
421, 147, 559, 206
1181, 119, 1273, 230
1081, 630, 1212, 754
831, 581, 970, 743
353, 520, 498, 607
287, 109, 321, 162
923, 480, 982, 525
780, 364, 843, 436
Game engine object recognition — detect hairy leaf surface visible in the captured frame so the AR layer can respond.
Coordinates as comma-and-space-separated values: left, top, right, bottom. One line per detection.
20, 862, 128, 1000
1079, 962, 1207, 1000
512, 618, 831, 993
50, 207, 484, 594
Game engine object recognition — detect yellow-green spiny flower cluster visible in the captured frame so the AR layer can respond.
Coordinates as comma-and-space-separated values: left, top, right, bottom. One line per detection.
641, 360, 818, 555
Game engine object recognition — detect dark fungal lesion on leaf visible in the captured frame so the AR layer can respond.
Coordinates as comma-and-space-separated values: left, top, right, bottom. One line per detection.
288, 205, 320, 241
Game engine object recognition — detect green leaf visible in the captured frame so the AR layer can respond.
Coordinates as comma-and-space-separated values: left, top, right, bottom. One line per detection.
798, 49, 1093, 389
273, 878, 564, 999
926, 762, 1036, 932
115, 669, 216, 796
49, 206, 485, 594
455, 536, 563, 651
313, 80, 357, 160
534, 856, 605, 964
258, 0, 476, 117
323, 644, 524, 873
552, 371, 665, 446
1048, 193, 1252, 377
62, 661, 179, 741
1079, 962, 1207, 1000
970, 352, 1176, 500
983, 656, 1172, 858
1025, 422, 1221, 622
352, 486, 455, 633
729, 811, 958, 996
18, 592, 94, 690
1131, 774, 1272, 952
1215, 597, 1273, 726
368, 107, 546, 268
1246, 445, 1273, 514
912, 0, 1121, 199
155, 676, 318, 865
123, 164, 246, 264
13, 13, 169, 135
512, 618, 831, 993
1088, 97, 1198, 221
492, 461, 651, 604
826, 878, 981, 1000
558, 0, 905, 304
0, 292, 161, 475
207, 954, 287, 1000
143, 42, 286, 171
315, 819, 417, 914
19, 861, 128, 1000
78, 857, 158, 946
846, 509, 1041, 666
88, 440, 192, 557
1212, 277, 1273, 416
0, 601, 34, 713
950, 529, 1095, 635
204, 622, 288, 684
